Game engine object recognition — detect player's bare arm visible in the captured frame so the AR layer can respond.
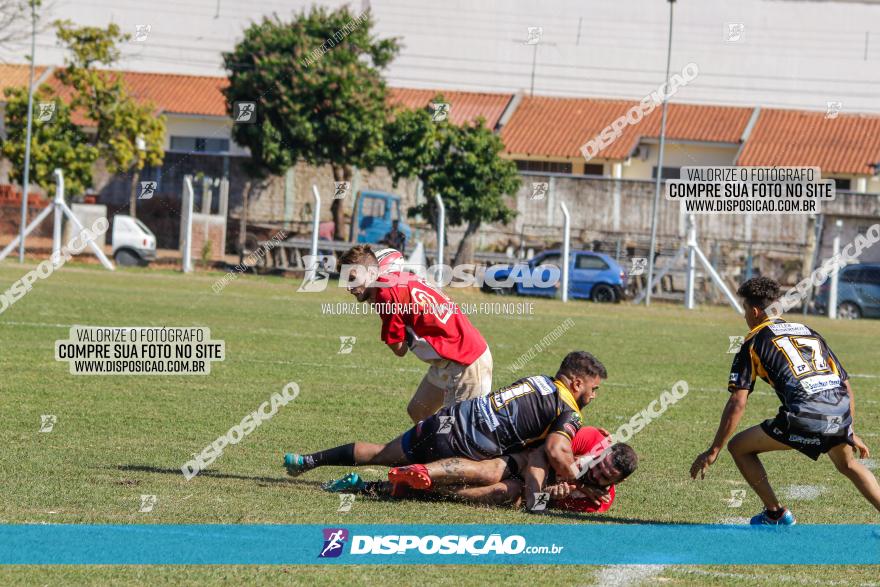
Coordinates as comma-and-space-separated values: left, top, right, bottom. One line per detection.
545, 432, 576, 481
524, 445, 550, 511
691, 388, 749, 480
387, 341, 407, 357
843, 379, 870, 457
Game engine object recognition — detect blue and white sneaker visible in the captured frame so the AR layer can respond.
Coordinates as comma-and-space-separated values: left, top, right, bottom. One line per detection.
750, 508, 796, 526
283, 453, 309, 477
322, 472, 366, 493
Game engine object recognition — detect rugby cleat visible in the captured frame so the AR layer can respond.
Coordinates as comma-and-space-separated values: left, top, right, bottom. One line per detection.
388, 464, 433, 490
322, 472, 366, 493
283, 453, 309, 477
750, 508, 796, 526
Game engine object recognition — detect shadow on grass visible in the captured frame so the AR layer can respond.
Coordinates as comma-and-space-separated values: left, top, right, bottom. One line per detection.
113, 465, 693, 524
534, 509, 695, 525
115, 464, 324, 488
351, 491, 691, 524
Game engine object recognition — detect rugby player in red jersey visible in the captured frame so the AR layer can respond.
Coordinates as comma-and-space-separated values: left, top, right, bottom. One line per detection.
690, 277, 880, 525
321, 426, 638, 514
338, 244, 493, 423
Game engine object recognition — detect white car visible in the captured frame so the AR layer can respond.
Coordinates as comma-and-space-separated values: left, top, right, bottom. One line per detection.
112, 215, 157, 266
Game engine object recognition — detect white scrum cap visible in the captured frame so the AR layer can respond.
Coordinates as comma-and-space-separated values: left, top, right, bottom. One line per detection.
374, 248, 404, 274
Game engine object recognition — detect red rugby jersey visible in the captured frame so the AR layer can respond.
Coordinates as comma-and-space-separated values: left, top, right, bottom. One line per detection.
555, 426, 616, 513
373, 272, 487, 366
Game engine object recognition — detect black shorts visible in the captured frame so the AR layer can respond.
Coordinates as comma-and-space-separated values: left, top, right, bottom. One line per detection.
401, 411, 460, 463
761, 414, 853, 461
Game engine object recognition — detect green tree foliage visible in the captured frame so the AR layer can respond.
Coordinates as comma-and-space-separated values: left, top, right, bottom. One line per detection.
1, 86, 98, 197
222, 6, 399, 239
54, 20, 165, 217
384, 99, 521, 265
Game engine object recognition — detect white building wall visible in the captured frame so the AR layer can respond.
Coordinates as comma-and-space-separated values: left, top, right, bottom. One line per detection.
164, 115, 249, 156
0, 0, 877, 113
621, 142, 741, 179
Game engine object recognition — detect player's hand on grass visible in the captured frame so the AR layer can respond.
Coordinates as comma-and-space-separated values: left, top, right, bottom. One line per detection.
689, 449, 719, 480
853, 434, 870, 458
575, 484, 611, 507
546, 482, 575, 500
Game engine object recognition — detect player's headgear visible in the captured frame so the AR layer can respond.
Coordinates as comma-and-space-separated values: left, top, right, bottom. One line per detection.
374, 247, 404, 274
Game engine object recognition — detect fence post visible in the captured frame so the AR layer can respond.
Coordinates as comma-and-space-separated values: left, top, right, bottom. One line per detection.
560, 201, 570, 303
182, 176, 194, 273
828, 220, 842, 319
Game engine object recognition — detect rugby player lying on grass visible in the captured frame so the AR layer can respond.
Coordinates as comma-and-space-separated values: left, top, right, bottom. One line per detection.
284, 351, 606, 485
690, 277, 880, 525
320, 426, 638, 513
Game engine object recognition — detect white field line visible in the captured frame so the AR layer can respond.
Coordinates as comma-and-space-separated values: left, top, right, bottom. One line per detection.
0, 320, 73, 328
782, 484, 826, 501
593, 565, 667, 587
674, 568, 876, 586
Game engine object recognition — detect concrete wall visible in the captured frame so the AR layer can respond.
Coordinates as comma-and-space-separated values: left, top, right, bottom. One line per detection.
186, 213, 226, 262
820, 192, 880, 265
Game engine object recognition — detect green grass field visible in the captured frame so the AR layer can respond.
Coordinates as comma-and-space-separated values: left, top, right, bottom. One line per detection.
2, 261, 879, 585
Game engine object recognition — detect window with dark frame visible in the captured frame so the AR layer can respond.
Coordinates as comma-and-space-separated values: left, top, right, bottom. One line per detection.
830, 178, 851, 191
651, 166, 681, 180
514, 160, 573, 174
169, 136, 230, 154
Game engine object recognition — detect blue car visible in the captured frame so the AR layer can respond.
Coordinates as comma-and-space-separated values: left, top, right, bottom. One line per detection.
814, 263, 880, 319
481, 250, 626, 302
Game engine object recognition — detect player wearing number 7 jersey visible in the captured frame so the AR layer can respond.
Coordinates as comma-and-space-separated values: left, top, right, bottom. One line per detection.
690, 277, 880, 525
339, 245, 493, 423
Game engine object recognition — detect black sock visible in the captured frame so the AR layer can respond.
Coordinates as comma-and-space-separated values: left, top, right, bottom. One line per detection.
362, 481, 391, 497
304, 443, 356, 468
766, 507, 786, 520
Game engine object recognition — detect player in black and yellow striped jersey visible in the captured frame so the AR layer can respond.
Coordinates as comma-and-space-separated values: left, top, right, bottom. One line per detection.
691, 277, 880, 525
283, 351, 606, 486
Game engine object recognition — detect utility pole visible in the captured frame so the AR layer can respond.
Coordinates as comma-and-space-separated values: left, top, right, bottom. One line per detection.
645, 0, 676, 305
18, 0, 38, 264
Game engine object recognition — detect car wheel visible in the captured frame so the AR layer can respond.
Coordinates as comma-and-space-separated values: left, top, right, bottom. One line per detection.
491, 286, 515, 296
114, 249, 141, 267
591, 283, 616, 303
838, 302, 861, 320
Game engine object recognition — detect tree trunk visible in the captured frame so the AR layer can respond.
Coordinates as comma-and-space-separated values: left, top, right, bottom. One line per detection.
330, 164, 352, 241
452, 219, 481, 266
238, 179, 252, 263
128, 170, 140, 217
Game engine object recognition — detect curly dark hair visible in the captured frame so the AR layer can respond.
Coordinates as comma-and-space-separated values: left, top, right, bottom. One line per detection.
556, 351, 608, 380
736, 277, 781, 310
610, 443, 638, 481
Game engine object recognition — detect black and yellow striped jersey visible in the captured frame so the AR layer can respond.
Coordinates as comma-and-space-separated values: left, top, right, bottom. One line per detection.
728, 319, 851, 434
446, 375, 583, 459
